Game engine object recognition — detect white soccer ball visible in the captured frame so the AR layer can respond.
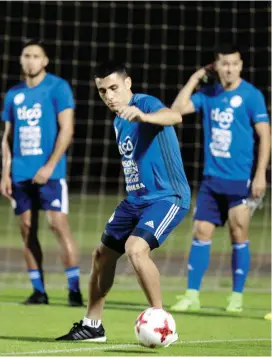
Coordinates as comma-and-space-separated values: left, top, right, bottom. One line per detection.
134, 307, 177, 348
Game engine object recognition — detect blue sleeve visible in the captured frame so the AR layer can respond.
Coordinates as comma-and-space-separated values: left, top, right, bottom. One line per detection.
1, 91, 14, 122
142, 96, 166, 113
52, 80, 75, 114
191, 92, 205, 113
247, 89, 269, 124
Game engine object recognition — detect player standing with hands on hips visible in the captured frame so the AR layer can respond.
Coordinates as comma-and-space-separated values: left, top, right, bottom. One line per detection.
170, 43, 270, 313
1, 39, 83, 307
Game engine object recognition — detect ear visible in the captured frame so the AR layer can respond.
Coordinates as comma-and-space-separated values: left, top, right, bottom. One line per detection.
125, 76, 132, 90
239, 60, 243, 71
44, 56, 49, 67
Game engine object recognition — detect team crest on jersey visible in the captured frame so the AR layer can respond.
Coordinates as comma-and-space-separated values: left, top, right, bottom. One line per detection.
230, 95, 242, 108
14, 93, 25, 105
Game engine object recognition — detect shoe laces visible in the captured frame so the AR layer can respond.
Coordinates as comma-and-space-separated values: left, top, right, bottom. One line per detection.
70, 320, 84, 333
31, 290, 43, 298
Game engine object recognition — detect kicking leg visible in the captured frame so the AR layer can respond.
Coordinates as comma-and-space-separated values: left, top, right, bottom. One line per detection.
125, 235, 162, 308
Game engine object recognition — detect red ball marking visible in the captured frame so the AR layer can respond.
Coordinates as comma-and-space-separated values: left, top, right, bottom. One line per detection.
136, 311, 148, 333
154, 318, 173, 342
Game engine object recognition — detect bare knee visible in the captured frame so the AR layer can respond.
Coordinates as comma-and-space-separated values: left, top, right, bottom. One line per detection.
48, 219, 61, 235
47, 213, 68, 236
92, 247, 103, 265
193, 220, 215, 241
229, 222, 248, 243
228, 204, 250, 243
19, 219, 31, 243
125, 237, 149, 264
92, 244, 120, 268
126, 247, 143, 264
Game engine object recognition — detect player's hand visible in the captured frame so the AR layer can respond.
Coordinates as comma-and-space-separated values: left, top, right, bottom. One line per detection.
32, 164, 54, 184
191, 63, 214, 82
251, 172, 266, 198
118, 106, 147, 123
0, 176, 12, 200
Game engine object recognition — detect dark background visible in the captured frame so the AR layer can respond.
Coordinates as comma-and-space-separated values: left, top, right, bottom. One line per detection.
0, 1, 270, 194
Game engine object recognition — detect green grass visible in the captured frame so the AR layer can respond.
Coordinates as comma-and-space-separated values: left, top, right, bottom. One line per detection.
0, 194, 271, 355
0, 194, 271, 254
0, 288, 271, 356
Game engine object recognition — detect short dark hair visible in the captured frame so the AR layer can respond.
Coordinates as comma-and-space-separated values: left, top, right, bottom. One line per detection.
21, 38, 48, 56
214, 43, 241, 59
94, 60, 128, 79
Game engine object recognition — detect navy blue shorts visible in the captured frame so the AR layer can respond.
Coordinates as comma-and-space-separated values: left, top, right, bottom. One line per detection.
194, 176, 250, 226
102, 198, 189, 254
11, 179, 68, 215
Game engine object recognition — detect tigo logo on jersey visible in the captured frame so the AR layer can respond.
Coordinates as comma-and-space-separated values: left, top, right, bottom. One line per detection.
17, 103, 42, 126
118, 136, 134, 159
211, 108, 234, 129
14, 93, 25, 105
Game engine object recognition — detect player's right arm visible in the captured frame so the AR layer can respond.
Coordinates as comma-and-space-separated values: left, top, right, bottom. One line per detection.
1, 90, 14, 199
1, 121, 12, 199
171, 67, 207, 115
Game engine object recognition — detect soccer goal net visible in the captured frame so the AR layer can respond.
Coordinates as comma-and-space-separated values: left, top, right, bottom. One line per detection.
0, 1, 270, 291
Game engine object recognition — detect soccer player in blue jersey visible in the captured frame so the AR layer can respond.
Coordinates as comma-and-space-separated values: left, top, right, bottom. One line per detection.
170, 43, 270, 313
56, 60, 191, 342
1, 39, 83, 306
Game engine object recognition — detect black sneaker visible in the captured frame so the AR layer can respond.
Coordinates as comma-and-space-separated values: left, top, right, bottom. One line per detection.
23, 290, 49, 305
68, 290, 84, 307
56, 320, 106, 342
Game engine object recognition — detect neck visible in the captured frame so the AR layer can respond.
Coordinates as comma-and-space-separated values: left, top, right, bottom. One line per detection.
127, 91, 133, 103
25, 71, 46, 88
221, 77, 242, 91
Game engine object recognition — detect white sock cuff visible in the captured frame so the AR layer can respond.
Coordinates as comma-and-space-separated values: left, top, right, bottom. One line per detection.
192, 238, 212, 246
82, 316, 101, 328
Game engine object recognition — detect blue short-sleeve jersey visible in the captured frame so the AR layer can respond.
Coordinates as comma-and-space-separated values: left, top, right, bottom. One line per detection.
191, 80, 269, 180
114, 94, 191, 209
2, 73, 75, 182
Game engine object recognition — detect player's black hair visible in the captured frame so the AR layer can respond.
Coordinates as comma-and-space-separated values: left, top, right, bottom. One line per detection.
214, 43, 241, 59
94, 60, 129, 79
21, 38, 48, 56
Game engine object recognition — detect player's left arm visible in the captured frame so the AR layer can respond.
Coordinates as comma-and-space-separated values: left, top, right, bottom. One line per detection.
251, 121, 271, 198
33, 80, 75, 184
249, 89, 271, 198
118, 107, 182, 126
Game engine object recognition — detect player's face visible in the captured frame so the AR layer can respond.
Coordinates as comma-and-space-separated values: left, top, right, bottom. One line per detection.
95, 73, 132, 112
20, 45, 48, 78
215, 52, 243, 85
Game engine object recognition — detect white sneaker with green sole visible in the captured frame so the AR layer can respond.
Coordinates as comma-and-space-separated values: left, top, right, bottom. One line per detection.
169, 290, 201, 312
226, 292, 243, 313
